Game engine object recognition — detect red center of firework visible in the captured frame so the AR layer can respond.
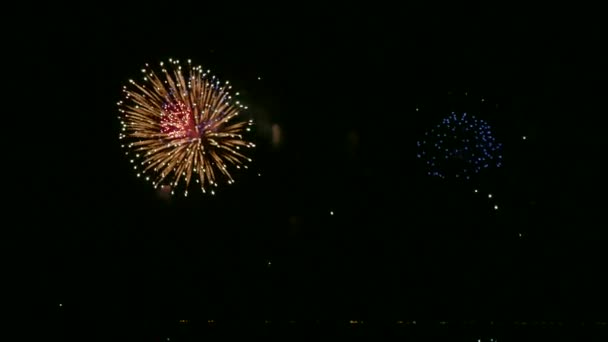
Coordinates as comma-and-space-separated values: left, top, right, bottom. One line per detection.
160, 101, 199, 139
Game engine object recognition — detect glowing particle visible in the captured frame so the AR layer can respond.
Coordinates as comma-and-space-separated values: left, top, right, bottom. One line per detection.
330, 211, 334, 215
488, 194, 492, 198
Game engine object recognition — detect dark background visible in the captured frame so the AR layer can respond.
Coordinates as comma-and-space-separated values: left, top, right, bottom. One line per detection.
23, 4, 607, 338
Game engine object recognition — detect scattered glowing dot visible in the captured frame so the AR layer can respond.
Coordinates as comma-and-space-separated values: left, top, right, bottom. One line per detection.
488, 194, 492, 198
418, 111, 502, 179
522, 136, 527, 140
59, 303, 62, 307
257, 76, 262, 80
494, 205, 499, 210
474, 189, 478, 193
330, 211, 334, 215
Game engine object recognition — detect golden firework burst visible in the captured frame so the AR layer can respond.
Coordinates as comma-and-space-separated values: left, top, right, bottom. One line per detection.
118, 59, 255, 196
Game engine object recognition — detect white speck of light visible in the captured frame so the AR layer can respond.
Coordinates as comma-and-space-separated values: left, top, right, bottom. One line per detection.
494, 205, 499, 210
59, 303, 62, 307
488, 194, 493, 198
257, 76, 262, 80
523, 136, 527, 140
330, 211, 334, 216
474, 189, 478, 193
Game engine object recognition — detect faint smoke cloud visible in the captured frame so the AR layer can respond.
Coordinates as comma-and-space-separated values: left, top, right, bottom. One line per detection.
157, 185, 172, 201
272, 123, 282, 148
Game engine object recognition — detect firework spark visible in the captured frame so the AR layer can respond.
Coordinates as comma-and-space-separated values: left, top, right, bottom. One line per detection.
118, 59, 255, 196
417, 111, 502, 180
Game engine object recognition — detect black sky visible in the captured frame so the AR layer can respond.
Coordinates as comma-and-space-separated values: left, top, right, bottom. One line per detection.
25, 5, 608, 333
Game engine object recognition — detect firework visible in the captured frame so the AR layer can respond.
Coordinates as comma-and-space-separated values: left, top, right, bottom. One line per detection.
118, 59, 255, 196
417, 112, 502, 180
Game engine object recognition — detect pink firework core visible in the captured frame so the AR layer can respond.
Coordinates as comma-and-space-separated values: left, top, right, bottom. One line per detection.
160, 100, 199, 139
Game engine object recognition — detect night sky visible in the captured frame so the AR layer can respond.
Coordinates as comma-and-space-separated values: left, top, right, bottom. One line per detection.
27, 5, 608, 337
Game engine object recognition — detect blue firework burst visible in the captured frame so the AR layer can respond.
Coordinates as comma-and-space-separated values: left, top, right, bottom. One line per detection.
417, 112, 502, 180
